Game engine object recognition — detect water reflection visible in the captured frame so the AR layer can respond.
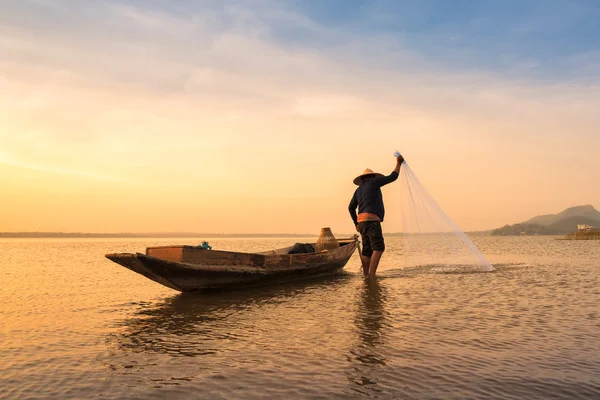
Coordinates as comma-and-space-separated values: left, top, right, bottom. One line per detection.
109, 274, 353, 358
346, 278, 390, 396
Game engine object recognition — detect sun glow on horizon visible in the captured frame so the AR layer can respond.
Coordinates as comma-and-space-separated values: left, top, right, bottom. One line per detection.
1, 1, 599, 234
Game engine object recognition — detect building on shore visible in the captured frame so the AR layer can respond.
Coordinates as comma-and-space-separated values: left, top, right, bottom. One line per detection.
577, 224, 595, 232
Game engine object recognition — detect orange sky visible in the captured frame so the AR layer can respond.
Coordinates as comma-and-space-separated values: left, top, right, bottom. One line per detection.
1, 1, 599, 234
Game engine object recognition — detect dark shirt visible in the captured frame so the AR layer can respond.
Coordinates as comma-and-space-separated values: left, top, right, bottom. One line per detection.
348, 171, 399, 225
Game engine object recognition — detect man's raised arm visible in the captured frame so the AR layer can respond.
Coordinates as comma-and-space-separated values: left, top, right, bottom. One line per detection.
375, 153, 404, 187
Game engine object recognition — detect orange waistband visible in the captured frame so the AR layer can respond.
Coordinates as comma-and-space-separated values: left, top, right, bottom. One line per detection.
357, 213, 381, 223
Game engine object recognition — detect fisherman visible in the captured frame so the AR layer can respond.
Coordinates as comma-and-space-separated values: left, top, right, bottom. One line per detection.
349, 153, 404, 276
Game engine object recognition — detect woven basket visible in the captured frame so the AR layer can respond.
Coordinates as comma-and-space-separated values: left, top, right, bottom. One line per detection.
315, 227, 339, 252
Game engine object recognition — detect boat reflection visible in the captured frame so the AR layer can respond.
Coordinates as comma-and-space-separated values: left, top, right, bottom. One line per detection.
110, 274, 354, 358
345, 278, 390, 396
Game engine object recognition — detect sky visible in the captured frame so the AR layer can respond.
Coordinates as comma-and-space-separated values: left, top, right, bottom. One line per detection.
1, 0, 599, 234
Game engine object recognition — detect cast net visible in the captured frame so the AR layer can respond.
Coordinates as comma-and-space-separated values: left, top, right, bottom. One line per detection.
398, 159, 494, 273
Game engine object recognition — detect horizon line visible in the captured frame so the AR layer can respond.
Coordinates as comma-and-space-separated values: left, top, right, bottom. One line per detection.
0, 231, 492, 238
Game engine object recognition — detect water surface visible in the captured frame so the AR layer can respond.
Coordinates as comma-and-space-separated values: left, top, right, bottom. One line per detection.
1, 236, 599, 399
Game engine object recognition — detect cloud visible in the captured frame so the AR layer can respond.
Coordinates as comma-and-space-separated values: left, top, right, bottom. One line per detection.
0, 149, 126, 183
1, 0, 599, 196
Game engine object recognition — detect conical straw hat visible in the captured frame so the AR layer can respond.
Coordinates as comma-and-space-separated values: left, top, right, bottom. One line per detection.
353, 168, 384, 185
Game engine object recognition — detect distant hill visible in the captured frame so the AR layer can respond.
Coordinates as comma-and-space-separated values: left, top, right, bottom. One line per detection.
492, 205, 600, 236
544, 216, 600, 234
524, 205, 600, 226
524, 213, 560, 226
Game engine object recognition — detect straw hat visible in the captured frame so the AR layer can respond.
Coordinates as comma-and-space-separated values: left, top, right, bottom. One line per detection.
353, 168, 383, 185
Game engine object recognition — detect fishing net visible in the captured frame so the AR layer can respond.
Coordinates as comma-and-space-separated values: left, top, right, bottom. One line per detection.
398, 159, 494, 273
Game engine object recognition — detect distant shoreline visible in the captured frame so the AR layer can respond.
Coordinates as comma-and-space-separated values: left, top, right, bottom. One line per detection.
563, 230, 600, 240
0, 232, 318, 239
0, 231, 491, 238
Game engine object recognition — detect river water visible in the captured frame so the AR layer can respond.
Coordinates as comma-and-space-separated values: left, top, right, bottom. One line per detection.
1, 236, 599, 399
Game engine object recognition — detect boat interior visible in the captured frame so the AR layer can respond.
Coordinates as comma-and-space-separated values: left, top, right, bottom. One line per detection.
257, 238, 355, 255
143, 238, 356, 262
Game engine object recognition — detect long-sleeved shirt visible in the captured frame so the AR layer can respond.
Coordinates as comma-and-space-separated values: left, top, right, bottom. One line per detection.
348, 171, 399, 226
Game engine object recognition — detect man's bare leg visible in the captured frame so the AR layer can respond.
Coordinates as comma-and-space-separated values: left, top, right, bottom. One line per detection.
368, 250, 383, 276
360, 255, 371, 276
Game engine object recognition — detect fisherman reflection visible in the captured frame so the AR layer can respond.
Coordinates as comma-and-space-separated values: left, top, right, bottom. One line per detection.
346, 278, 389, 395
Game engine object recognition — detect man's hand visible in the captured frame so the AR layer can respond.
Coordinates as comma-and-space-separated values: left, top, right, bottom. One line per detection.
394, 152, 404, 173
355, 224, 360, 232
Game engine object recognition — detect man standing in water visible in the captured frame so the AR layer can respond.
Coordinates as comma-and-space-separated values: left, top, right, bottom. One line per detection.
349, 153, 404, 276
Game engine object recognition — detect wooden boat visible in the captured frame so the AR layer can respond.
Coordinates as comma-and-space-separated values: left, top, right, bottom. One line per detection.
105, 236, 358, 292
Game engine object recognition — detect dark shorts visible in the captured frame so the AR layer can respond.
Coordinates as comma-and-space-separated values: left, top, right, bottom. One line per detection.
358, 221, 385, 257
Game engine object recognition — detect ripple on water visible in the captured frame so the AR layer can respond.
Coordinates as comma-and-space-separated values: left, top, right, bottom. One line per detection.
1, 237, 600, 399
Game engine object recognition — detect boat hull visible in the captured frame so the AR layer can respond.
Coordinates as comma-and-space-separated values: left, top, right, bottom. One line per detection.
105, 240, 357, 292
